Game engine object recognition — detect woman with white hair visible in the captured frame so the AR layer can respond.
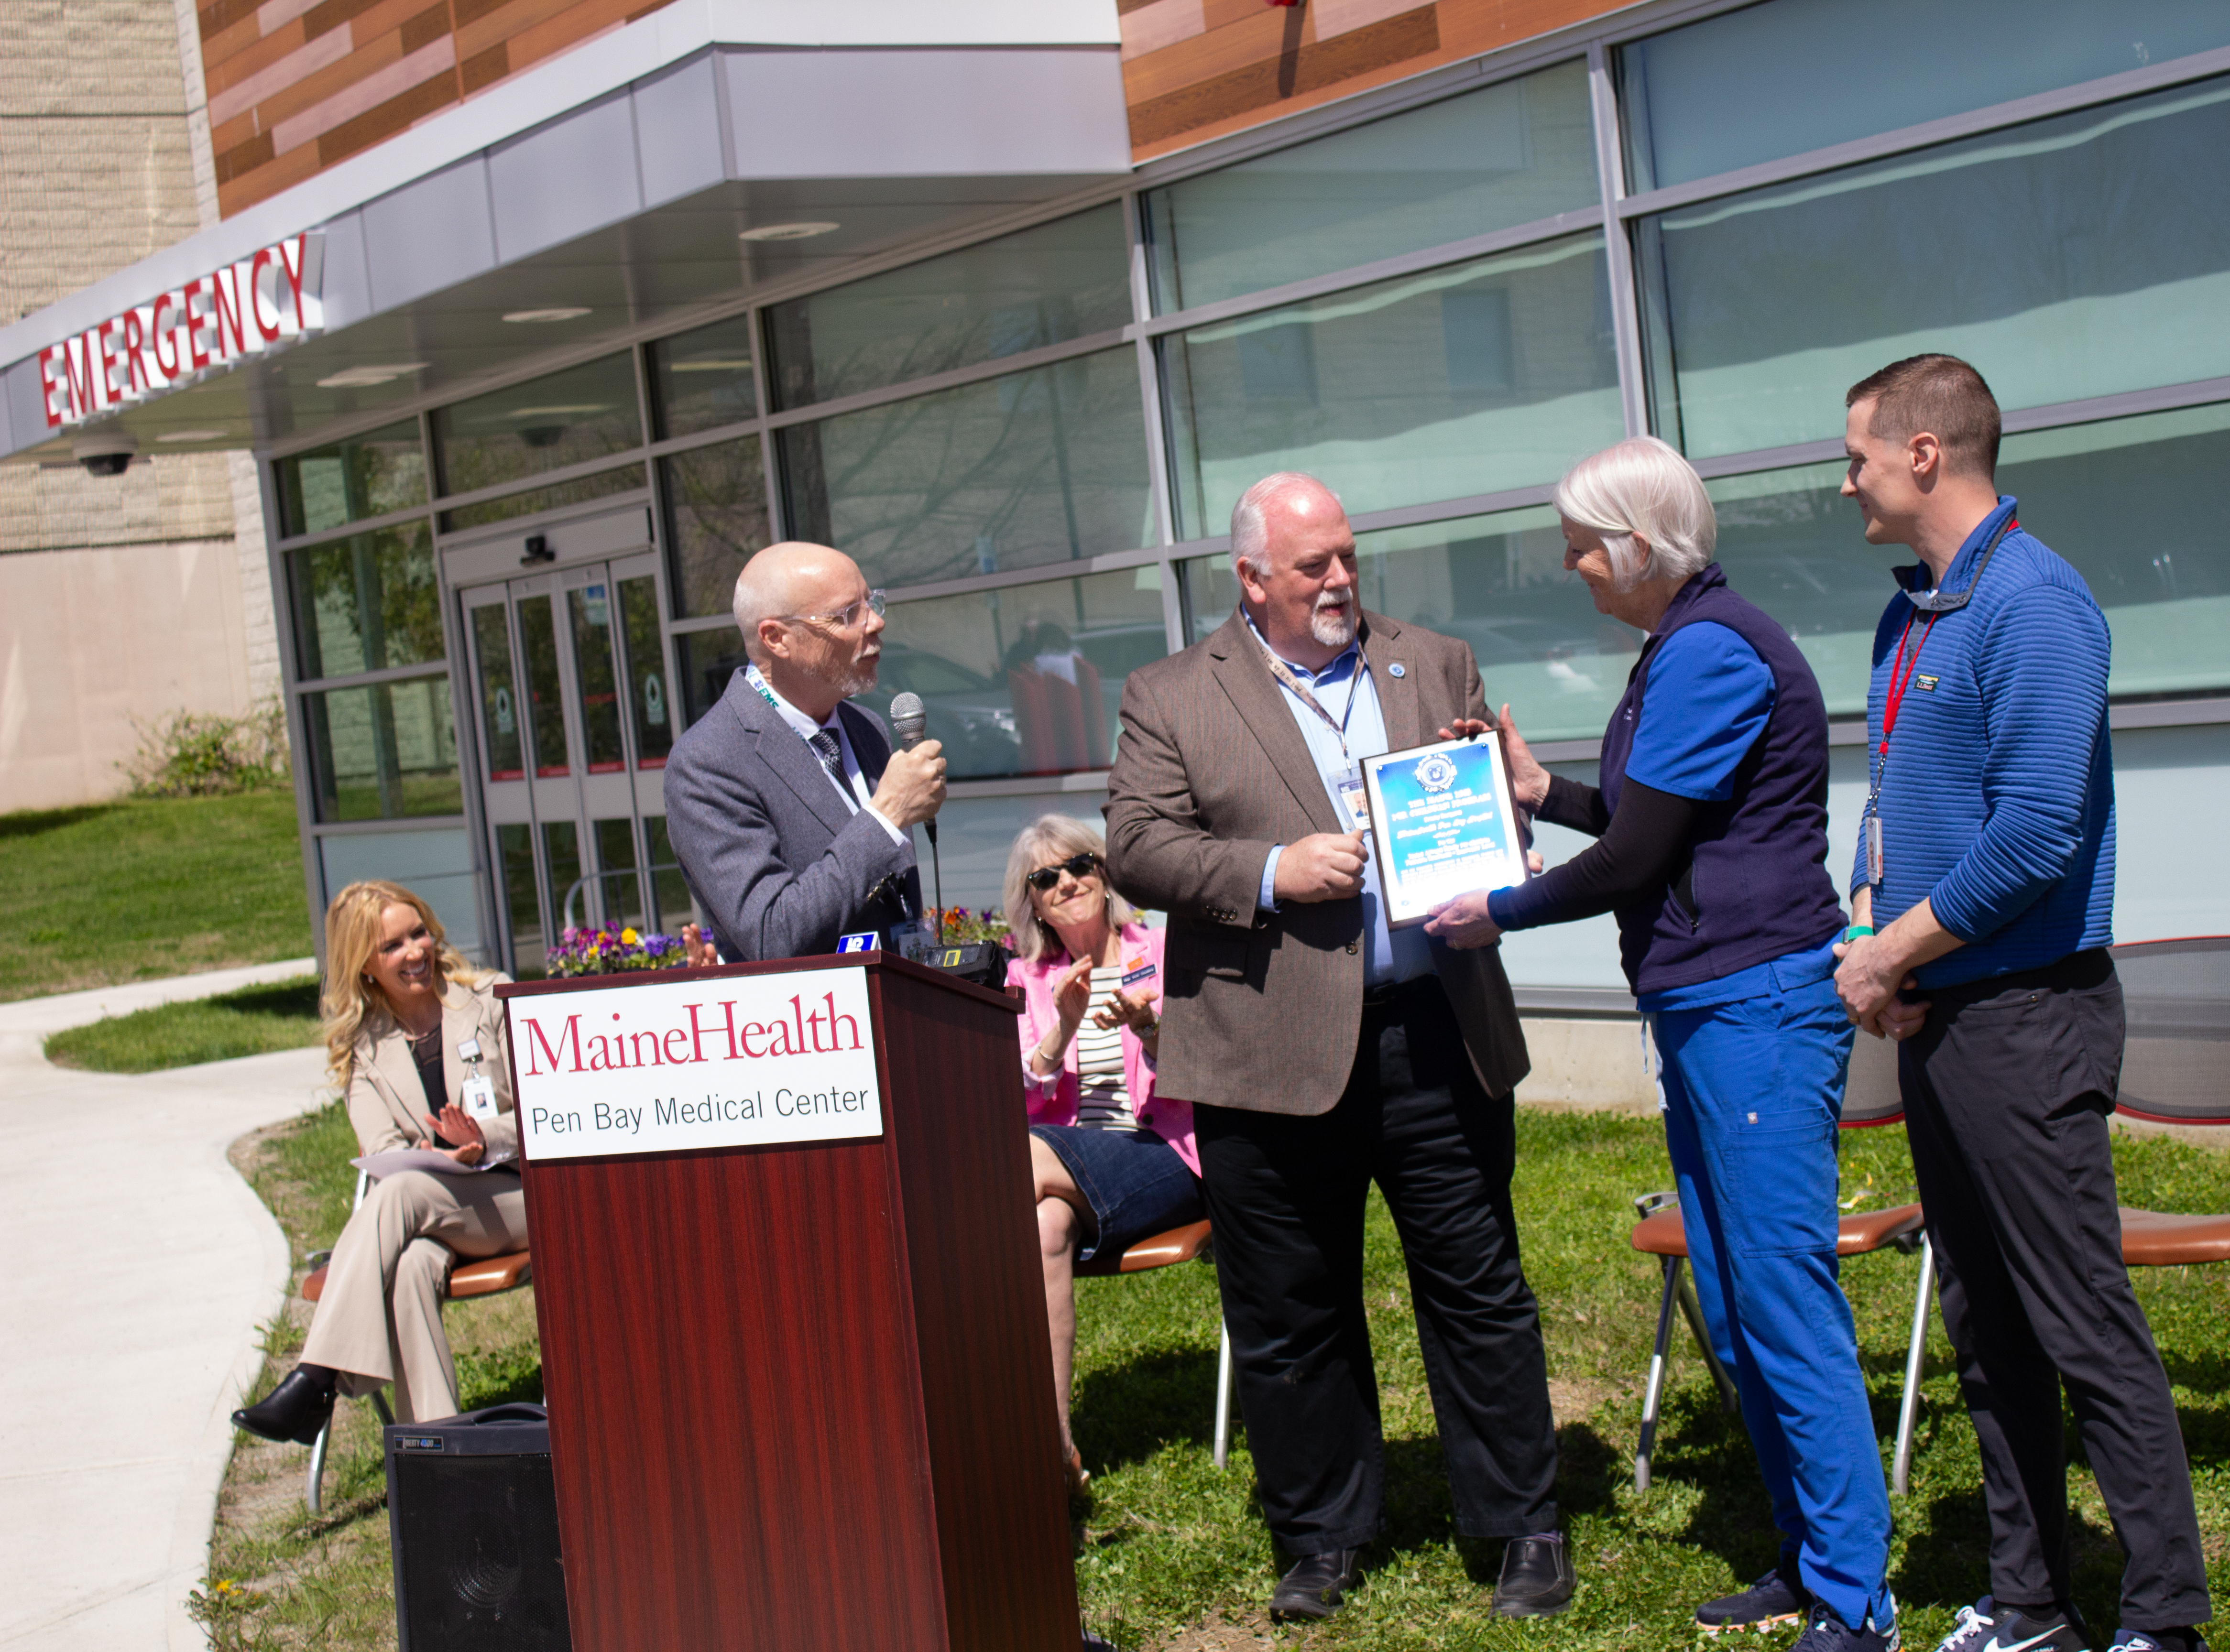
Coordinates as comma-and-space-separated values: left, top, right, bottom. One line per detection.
1001, 813, 1199, 1494
1424, 436, 1894, 1652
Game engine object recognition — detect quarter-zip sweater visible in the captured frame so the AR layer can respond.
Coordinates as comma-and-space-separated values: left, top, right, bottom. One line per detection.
1856, 495, 2116, 988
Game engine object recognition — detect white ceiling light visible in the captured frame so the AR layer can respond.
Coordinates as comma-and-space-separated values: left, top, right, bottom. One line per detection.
739, 222, 839, 242
503, 307, 593, 323
156, 428, 230, 443
317, 363, 428, 388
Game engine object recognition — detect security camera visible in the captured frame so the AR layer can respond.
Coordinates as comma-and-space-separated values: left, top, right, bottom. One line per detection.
72, 433, 138, 477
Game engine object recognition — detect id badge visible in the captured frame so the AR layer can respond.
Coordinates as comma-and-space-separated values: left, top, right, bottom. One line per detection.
1331, 763, 1370, 837
460, 1072, 499, 1121
1865, 815, 1884, 887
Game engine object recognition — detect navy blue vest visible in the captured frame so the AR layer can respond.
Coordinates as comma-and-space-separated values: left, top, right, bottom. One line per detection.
1598, 564, 1845, 996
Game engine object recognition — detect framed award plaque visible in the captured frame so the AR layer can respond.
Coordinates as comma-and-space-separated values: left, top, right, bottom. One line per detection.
1359, 733, 1527, 927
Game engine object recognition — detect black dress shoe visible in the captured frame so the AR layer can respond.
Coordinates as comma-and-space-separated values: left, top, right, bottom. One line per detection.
1269, 1548, 1365, 1622
231, 1367, 337, 1445
1492, 1534, 1575, 1618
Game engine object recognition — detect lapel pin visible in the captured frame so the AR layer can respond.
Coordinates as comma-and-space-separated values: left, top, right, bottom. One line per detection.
1388, 662, 1406, 678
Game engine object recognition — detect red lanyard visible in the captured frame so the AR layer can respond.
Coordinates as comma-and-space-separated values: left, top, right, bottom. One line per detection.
1879, 612, 1938, 755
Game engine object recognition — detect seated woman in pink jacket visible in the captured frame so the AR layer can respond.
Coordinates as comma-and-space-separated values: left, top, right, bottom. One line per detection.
1004, 814, 1199, 1494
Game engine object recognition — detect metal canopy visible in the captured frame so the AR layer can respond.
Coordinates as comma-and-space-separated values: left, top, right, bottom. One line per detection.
0, 3, 1129, 464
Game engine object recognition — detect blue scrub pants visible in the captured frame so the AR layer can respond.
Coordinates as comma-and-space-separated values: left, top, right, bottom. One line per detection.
1652, 974, 1892, 1629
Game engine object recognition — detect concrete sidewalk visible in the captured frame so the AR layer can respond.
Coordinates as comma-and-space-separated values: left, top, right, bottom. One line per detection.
0, 959, 328, 1652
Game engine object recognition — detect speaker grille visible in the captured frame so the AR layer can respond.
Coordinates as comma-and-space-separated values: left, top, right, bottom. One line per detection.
392, 1453, 569, 1651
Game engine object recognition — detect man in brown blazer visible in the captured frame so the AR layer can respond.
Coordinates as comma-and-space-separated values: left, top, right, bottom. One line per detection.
1105, 472, 1567, 1623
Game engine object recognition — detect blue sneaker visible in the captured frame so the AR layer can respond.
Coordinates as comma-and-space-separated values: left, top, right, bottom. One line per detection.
1698, 1562, 1807, 1634
2108, 1634, 2209, 1652
1791, 1599, 1899, 1652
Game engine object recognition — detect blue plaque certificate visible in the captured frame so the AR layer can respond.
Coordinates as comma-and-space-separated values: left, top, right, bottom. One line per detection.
1361, 734, 1526, 928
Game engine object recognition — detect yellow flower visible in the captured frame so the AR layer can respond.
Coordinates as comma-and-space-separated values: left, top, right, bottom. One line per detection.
622, 927, 639, 945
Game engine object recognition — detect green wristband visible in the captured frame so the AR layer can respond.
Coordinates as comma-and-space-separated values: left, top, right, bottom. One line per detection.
1842, 924, 1875, 943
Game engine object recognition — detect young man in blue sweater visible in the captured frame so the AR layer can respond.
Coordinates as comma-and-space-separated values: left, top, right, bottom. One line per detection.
1831, 355, 2210, 1652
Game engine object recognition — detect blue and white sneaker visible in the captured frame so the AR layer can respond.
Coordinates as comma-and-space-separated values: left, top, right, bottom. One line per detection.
1791, 1599, 1900, 1652
2108, 1633, 2209, 1652
1932, 1598, 2088, 1652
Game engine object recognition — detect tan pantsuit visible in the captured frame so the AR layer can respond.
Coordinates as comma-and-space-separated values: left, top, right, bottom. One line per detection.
297, 974, 528, 1423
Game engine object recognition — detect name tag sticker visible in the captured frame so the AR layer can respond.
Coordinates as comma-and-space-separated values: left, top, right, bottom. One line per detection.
1121, 958, 1157, 988
1915, 674, 1938, 691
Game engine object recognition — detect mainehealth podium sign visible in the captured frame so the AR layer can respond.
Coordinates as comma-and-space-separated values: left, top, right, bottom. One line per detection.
505, 966, 883, 1160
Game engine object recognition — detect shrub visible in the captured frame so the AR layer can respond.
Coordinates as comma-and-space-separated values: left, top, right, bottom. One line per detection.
120, 698, 289, 798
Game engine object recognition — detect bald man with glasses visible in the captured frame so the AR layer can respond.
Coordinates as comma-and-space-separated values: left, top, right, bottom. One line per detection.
666, 541, 947, 961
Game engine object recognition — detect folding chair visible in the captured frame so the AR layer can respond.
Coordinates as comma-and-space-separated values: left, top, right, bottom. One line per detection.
1073, 1217, 1240, 1468
2108, 937, 2230, 1266
297, 1169, 533, 1514
1629, 1031, 1937, 1495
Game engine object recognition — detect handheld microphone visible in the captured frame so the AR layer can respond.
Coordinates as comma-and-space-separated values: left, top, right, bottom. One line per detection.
885, 691, 941, 934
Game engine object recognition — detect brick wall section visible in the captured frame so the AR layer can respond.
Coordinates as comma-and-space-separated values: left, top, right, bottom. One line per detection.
1119, 0, 1630, 162
0, 1, 276, 811
201, 0, 676, 216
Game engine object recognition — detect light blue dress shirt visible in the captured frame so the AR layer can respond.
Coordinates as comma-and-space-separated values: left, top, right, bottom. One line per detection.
1246, 617, 1434, 988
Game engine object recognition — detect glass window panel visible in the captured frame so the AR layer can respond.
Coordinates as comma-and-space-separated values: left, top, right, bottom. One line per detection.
1638, 77, 2230, 460
317, 829, 481, 957
303, 676, 462, 821
287, 522, 442, 680
649, 315, 759, 437
661, 436, 770, 619
496, 822, 546, 978
1162, 234, 1621, 541
567, 581, 627, 772
674, 629, 747, 730
431, 353, 643, 496
765, 205, 1129, 410
779, 349, 1153, 587
470, 604, 525, 781
854, 565, 1169, 780
437, 464, 645, 533
1179, 504, 1632, 745
592, 817, 645, 932
615, 575, 673, 768
1701, 401, 2230, 715
543, 819, 583, 932
518, 594, 570, 777
1621, 0, 2230, 192
274, 419, 427, 539
643, 815, 694, 935
1146, 61, 1598, 313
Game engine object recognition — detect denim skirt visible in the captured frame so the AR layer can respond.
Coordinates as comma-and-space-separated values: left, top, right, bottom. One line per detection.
1030, 1124, 1202, 1263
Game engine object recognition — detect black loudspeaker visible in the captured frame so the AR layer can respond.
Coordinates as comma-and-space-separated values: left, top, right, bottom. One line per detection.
385, 1402, 571, 1651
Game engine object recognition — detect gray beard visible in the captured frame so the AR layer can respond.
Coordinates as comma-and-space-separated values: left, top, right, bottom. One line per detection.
1311, 600, 1357, 649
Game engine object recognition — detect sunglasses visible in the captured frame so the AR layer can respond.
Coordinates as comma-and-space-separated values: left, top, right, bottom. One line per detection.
1026, 852, 1101, 892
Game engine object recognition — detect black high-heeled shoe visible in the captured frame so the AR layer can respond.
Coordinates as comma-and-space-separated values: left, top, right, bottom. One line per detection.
231, 1366, 337, 1445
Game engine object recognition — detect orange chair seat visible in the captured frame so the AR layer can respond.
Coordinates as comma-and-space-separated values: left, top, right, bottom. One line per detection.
1075, 1218, 1211, 1278
1631, 1202, 1924, 1259
2120, 1208, 2230, 1267
300, 1248, 530, 1304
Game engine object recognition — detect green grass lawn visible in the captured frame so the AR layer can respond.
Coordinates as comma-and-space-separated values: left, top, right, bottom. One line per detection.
203, 1109, 2230, 1651
43, 975, 322, 1072
0, 792, 312, 1002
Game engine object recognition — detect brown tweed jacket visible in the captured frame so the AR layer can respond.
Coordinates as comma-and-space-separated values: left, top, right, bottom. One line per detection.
1104, 608, 1530, 1115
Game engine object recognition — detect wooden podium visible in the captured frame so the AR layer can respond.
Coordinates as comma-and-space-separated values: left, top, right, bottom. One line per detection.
496, 954, 1077, 1652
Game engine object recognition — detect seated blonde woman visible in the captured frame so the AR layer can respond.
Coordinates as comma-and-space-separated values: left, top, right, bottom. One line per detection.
1003, 814, 1200, 1492
231, 880, 528, 1442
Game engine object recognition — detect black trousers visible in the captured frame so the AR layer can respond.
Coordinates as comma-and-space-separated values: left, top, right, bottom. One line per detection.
1194, 975, 1559, 1554
1899, 949, 2209, 1631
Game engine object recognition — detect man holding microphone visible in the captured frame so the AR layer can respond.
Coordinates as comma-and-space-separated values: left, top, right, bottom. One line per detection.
1104, 472, 1563, 1625
1833, 356, 2208, 1652
665, 541, 946, 961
